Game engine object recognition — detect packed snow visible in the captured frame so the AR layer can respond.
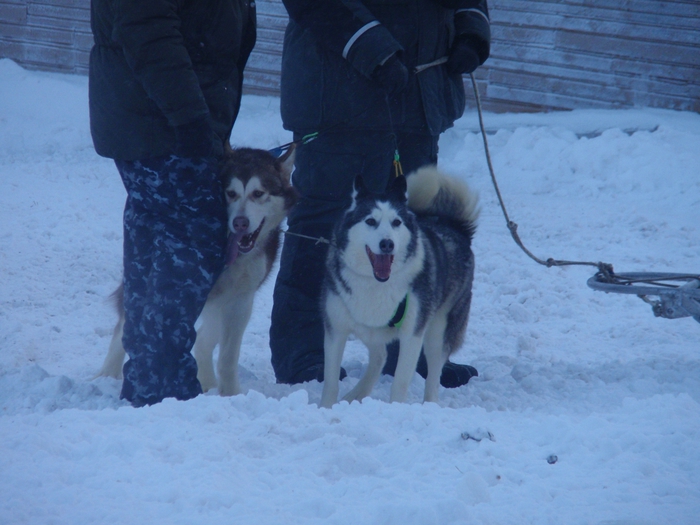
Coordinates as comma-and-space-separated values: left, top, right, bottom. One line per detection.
1, 58, 699, 524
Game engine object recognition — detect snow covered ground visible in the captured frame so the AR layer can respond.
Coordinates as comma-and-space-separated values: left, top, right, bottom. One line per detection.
1, 58, 699, 524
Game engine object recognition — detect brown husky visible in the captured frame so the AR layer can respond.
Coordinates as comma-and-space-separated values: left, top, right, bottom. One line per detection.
99, 146, 298, 396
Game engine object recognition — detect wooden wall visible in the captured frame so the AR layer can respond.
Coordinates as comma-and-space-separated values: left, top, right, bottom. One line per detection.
0, 0, 91, 75
1, 0, 698, 112
481, 0, 700, 112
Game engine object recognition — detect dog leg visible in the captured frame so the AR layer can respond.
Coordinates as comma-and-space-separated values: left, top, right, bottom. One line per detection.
342, 341, 386, 403
194, 302, 220, 393
98, 316, 126, 379
216, 293, 254, 397
320, 327, 349, 408
421, 317, 448, 403
389, 334, 424, 403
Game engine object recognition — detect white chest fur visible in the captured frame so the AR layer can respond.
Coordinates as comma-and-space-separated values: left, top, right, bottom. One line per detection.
210, 249, 268, 301
340, 277, 407, 327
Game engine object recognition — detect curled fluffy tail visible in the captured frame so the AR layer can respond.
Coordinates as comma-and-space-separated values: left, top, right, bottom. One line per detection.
406, 165, 479, 234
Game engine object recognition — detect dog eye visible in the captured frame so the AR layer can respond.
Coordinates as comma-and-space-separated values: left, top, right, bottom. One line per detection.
365, 218, 377, 226
391, 219, 402, 227
226, 190, 238, 200
252, 190, 265, 199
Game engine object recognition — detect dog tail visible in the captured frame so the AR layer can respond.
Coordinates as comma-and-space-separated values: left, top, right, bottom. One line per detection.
406, 165, 479, 235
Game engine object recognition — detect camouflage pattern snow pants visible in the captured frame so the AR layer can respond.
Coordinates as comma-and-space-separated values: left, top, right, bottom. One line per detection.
115, 155, 228, 406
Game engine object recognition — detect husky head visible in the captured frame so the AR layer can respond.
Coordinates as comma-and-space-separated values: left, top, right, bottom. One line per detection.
219, 145, 298, 265
336, 175, 418, 282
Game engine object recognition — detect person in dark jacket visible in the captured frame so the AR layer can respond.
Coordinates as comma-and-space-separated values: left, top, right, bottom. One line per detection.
270, 0, 491, 386
89, 0, 256, 406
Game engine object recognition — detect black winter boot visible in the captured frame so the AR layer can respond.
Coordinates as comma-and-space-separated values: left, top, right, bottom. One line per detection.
382, 341, 478, 388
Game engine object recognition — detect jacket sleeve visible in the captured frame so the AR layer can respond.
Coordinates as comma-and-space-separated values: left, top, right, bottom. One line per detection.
112, 0, 210, 127
282, 0, 402, 77
436, 0, 490, 63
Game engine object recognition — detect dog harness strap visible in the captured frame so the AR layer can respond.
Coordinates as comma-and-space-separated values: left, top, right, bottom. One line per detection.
268, 132, 319, 158
387, 294, 408, 328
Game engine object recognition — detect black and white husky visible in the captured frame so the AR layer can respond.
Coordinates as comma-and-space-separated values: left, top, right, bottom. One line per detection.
99, 146, 298, 396
320, 166, 478, 407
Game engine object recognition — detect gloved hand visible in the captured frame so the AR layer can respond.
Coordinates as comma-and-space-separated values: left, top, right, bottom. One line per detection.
371, 53, 409, 95
173, 116, 217, 158
446, 37, 481, 76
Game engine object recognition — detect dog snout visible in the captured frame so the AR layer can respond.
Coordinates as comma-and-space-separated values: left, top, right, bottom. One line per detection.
232, 216, 250, 233
379, 238, 394, 254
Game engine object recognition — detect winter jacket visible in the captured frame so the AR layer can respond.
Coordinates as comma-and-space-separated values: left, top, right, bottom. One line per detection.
280, 0, 490, 137
89, 0, 256, 161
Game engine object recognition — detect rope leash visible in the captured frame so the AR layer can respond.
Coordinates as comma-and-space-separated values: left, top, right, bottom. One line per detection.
467, 73, 614, 277
282, 230, 333, 246
467, 73, 699, 321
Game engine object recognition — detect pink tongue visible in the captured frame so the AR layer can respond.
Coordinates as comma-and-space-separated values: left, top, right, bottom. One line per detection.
225, 233, 245, 266
372, 254, 393, 281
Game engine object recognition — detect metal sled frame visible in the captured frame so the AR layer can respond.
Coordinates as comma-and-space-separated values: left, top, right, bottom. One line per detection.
587, 272, 700, 323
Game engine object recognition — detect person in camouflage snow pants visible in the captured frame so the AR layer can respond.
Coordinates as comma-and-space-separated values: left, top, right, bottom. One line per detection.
89, 0, 256, 406
116, 156, 228, 406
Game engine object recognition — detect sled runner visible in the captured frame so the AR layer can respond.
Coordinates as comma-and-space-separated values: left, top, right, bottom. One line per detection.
587, 271, 700, 324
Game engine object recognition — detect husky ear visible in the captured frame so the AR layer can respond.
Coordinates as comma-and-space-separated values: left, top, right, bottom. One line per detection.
353, 174, 371, 201
387, 175, 407, 203
223, 140, 235, 156
276, 143, 296, 183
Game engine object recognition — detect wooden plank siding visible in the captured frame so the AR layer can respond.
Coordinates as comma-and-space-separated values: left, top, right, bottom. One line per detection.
0, 0, 92, 74
243, 1, 287, 96
1, 0, 698, 112
480, 0, 700, 111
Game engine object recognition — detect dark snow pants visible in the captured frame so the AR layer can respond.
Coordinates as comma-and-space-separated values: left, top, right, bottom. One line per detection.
269, 131, 438, 383
115, 155, 228, 406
